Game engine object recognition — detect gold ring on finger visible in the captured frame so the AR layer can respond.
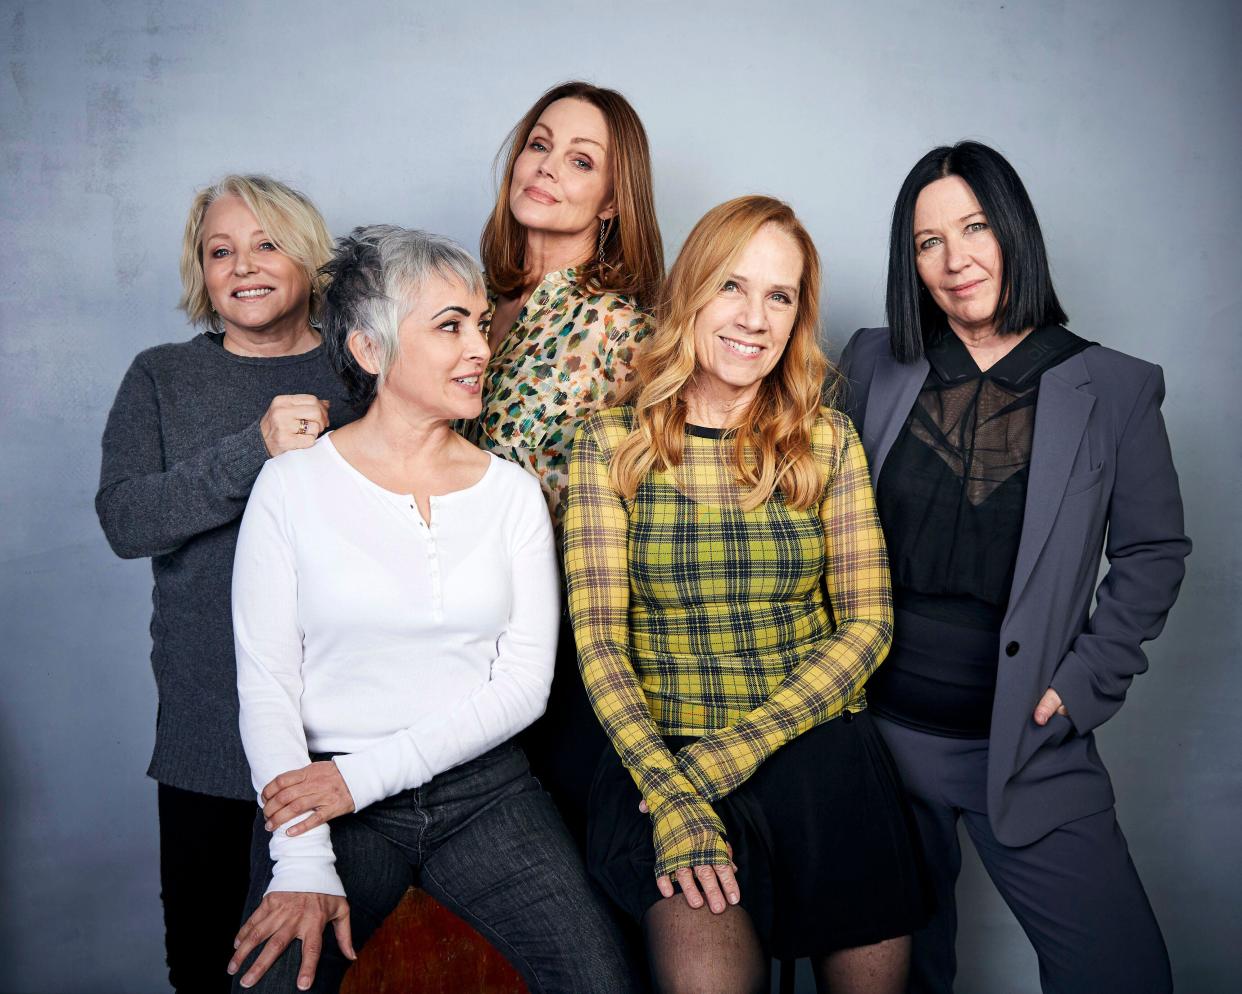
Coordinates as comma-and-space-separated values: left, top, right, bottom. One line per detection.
297, 418, 312, 435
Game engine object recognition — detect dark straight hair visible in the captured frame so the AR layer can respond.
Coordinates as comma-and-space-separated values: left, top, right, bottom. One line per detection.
885, 140, 1068, 363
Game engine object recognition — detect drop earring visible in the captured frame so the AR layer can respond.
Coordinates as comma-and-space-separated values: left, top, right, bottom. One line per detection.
598, 218, 611, 264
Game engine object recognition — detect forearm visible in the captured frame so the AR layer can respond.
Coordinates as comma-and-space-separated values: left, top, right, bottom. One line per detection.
233, 464, 341, 895
331, 656, 553, 811
1051, 366, 1190, 733
97, 419, 269, 558
676, 615, 891, 800
564, 415, 728, 875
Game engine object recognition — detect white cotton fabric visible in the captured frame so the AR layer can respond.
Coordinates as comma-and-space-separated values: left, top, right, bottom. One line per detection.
232, 433, 560, 895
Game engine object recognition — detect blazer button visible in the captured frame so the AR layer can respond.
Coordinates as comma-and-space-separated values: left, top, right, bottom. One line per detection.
1005, 641, 1020, 657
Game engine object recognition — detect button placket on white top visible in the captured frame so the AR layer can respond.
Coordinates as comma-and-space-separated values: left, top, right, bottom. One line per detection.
422, 496, 444, 621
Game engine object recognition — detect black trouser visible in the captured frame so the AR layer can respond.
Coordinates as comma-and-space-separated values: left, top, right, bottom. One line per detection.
517, 617, 611, 850
874, 717, 1172, 994
158, 783, 256, 994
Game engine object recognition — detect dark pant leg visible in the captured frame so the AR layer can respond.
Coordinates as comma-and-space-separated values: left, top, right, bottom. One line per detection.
419, 744, 637, 994
961, 806, 1172, 994
231, 802, 417, 994
158, 783, 257, 994
517, 619, 608, 850
873, 716, 975, 994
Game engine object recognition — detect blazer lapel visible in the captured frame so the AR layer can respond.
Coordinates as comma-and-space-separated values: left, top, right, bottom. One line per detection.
863, 356, 928, 484
1007, 353, 1094, 611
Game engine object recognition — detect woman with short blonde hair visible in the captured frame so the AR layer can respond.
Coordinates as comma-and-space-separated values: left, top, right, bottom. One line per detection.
96, 174, 359, 992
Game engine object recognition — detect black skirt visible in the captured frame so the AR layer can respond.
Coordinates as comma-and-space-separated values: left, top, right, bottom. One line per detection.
586, 708, 932, 959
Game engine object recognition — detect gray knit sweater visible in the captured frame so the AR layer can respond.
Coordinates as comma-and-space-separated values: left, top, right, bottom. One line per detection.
97, 333, 360, 799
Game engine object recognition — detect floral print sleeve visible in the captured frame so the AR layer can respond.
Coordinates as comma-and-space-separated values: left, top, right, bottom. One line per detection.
472, 269, 654, 532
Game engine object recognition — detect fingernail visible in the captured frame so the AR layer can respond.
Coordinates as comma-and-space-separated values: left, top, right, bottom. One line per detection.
729, 893, 739, 904
233, 939, 240, 949
299, 979, 311, 990
712, 902, 723, 913
227, 963, 237, 974
264, 821, 272, 831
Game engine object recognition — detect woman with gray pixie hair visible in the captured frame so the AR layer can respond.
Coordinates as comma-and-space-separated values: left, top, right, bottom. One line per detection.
227, 225, 634, 993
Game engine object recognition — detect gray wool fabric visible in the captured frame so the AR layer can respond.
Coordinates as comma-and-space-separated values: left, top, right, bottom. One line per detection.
97, 333, 361, 800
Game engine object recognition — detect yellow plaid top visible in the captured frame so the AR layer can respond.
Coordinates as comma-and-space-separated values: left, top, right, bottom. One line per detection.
564, 406, 894, 878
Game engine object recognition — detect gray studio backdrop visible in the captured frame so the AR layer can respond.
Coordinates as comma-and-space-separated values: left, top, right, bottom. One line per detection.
2, 1, 1239, 991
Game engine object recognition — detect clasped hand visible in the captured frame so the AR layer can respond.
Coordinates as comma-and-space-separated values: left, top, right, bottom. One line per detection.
262, 761, 355, 836
638, 798, 740, 914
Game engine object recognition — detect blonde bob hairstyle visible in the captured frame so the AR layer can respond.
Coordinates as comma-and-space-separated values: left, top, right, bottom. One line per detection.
178, 174, 333, 331
609, 195, 835, 512
480, 81, 664, 309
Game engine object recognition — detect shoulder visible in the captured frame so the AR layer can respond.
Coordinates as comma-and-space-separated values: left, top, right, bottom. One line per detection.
128, 334, 213, 374
1059, 342, 1166, 427
484, 452, 544, 500
813, 405, 854, 439
261, 436, 335, 488
578, 405, 636, 451
575, 286, 655, 339
836, 327, 894, 386
811, 407, 857, 463
1079, 342, 1162, 391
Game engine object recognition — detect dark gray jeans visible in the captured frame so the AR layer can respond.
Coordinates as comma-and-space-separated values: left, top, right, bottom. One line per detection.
875, 715, 1172, 994
231, 743, 635, 993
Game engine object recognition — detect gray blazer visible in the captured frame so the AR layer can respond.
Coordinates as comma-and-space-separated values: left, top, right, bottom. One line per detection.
839, 327, 1190, 846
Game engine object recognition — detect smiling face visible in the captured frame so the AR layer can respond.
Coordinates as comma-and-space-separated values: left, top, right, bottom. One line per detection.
688, 223, 804, 417
913, 175, 1004, 340
362, 273, 491, 422
200, 194, 312, 338
507, 97, 616, 239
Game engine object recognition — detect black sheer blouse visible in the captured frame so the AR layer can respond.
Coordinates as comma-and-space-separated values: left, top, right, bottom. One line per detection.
869, 325, 1090, 736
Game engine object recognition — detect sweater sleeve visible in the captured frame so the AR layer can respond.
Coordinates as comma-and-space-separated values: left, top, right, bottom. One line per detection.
564, 415, 730, 879
233, 462, 344, 897
674, 418, 894, 802
331, 475, 561, 810
96, 354, 270, 559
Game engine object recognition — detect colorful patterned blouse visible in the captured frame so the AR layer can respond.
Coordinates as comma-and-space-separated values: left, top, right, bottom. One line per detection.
470, 269, 655, 532
563, 406, 894, 878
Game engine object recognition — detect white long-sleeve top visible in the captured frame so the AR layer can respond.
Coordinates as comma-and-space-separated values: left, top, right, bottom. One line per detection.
232, 434, 560, 896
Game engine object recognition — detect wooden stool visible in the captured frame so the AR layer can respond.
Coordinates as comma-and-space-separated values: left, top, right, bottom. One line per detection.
340, 887, 528, 994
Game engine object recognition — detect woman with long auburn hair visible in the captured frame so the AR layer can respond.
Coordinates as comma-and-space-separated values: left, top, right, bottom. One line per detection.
565, 196, 929, 994
469, 80, 663, 848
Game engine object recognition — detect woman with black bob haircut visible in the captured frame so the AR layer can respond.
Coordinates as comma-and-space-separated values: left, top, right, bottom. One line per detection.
839, 141, 1188, 993
885, 140, 1067, 362
226, 225, 633, 993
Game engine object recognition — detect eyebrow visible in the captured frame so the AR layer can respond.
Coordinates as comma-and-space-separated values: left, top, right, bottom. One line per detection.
431, 305, 471, 318
914, 211, 986, 239
530, 122, 605, 151
727, 274, 798, 297
204, 229, 265, 242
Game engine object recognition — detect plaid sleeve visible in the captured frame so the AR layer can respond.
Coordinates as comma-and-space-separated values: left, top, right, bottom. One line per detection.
675, 416, 894, 802
564, 412, 731, 878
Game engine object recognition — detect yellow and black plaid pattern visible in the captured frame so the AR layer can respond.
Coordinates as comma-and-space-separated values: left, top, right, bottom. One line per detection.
564, 406, 894, 878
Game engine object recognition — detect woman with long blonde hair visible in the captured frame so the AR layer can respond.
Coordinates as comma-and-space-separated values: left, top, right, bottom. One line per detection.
565, 196, 928, 993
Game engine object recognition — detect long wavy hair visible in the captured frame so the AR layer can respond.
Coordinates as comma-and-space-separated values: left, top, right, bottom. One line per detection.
480, 81, 663, 308
610, 196, 833, 511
